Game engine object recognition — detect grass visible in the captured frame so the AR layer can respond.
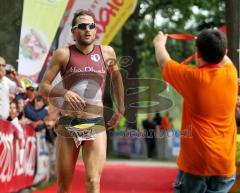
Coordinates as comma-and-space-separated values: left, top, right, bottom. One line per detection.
31, 176, 57, 191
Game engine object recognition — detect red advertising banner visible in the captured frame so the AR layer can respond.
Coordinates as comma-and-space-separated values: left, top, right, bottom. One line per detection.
0, 119, 37, 193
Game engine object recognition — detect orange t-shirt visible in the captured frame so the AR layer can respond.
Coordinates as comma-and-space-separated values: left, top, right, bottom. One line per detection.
163, 59, 238, 177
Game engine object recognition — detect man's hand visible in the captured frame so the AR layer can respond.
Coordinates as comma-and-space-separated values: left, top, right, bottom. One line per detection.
107, 112, 122, 130
153, 31, 168, 47
64, 90, 86, 111
153, 31, 171, 68
11, 70, 23, 88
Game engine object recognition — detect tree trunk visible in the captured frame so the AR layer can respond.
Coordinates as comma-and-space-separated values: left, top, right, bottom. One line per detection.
0, 0, 23, 67
225, 0, 240, 74
121, 4, 141, 130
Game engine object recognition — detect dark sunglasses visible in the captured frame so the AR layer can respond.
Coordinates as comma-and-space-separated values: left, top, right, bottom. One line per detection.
73, 23, 96, 30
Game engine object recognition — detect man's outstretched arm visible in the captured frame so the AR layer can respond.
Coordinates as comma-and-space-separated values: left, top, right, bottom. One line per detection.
153, 31, 171, 68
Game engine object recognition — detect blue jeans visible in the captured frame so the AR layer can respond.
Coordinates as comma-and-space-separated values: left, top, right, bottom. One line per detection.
174, 170, 236, 193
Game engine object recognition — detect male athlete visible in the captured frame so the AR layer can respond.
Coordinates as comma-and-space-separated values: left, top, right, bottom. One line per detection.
40, 9, 124, 193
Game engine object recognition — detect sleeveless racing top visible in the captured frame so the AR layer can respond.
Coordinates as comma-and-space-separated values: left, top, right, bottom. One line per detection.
60, 45, 107, 104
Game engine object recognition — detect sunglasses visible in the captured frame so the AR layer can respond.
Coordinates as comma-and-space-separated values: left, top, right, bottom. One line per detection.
73, 23, 96, 30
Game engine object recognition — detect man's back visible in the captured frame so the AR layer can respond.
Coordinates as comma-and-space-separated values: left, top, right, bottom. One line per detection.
184, 63, 237, 117
163, 59, 238, 176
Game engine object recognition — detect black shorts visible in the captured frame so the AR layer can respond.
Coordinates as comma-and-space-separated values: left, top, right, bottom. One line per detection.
55, 116, 106, 138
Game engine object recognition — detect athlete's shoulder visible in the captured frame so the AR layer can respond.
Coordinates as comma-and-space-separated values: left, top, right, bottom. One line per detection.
100, 45, 115, 57
100, 45, 118, 69
53, 47, 70, 63
55, 47, 69, 56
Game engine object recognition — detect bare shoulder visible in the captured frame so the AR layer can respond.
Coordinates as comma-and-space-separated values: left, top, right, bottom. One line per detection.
100, 45, 119, 71
42, 47, 69, 81
53, 47, 70, 64
100, 45, 116, 59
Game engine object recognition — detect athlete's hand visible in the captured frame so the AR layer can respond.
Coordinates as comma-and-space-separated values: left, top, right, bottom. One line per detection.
64, 90, 86, 111
107, 112, 122, 130
153, 31, 168, 47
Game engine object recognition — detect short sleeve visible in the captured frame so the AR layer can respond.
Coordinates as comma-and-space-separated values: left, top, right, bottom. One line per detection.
162, 59, 196, 97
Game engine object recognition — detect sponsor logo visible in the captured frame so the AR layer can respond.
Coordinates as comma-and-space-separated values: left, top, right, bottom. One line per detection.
69, 66, 106, 74
91, 54, 101, 62
0, 132, 36, 182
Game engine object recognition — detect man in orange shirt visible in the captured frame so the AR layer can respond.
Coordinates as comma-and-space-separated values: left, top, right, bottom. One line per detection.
153, 29, 237, 193
161, 112, 173, 131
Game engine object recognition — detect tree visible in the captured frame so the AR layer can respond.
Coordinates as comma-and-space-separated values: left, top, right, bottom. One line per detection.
0, 0, 23, 66
225, 0, 240, 74
110, 0, 225, 129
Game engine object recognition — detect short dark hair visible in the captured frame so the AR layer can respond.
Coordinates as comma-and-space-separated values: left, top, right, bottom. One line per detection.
196, 29, 227, 64
72, 9, 95, 28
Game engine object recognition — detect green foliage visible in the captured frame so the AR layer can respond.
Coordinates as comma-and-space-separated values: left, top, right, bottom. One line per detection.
0, 0, 23, 66
110, 0, 225, 127
111, 0, 225, 77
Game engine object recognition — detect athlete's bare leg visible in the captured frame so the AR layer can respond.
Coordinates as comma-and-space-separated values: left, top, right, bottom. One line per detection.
56, 126, 81, 193
82, 131, 107, 193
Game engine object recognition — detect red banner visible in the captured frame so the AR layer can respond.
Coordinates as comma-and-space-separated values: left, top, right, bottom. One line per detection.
0, 119, 37, 193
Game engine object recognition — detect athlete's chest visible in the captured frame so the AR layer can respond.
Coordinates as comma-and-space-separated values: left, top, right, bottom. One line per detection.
69, 47, 106, 74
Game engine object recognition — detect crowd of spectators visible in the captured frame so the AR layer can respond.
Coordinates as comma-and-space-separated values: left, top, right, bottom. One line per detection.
0, 56, 59, 178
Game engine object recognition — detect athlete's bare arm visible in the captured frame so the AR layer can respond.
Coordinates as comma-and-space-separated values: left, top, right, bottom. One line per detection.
153, 32, 171, 68
39, 48, 68, 97
39, 48, 85, 110
101, 45, 125, 129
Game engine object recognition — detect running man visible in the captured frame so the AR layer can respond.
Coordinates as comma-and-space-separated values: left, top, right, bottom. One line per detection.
39, 10, 124, 193
153, 29, 237, 193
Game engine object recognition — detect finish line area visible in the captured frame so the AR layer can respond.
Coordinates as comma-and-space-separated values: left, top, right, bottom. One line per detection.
33, 161, 178, 193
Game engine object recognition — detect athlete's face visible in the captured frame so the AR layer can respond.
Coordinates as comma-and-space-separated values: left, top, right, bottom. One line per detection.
72, 15, 96, 46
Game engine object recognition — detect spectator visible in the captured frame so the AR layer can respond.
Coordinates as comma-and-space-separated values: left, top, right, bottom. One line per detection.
153, 112, 162, 126
35, 113, 58, 178
0, 56, 21, 119
16, 95, 26, 114
21, 77, 38, 102
7, 99, 28, 126
24, 95, 48, 122
142, 115, 156, 158
5, 64, 22, 87
7, 101, 20, 121
161, 112, 173, 131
